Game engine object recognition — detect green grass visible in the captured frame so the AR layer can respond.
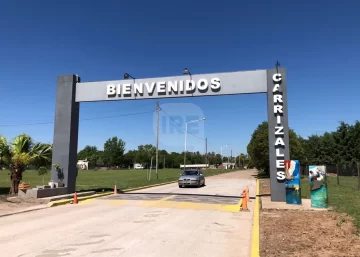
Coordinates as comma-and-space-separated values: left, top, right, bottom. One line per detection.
338, 176, 360, 190
0, 168, 240, 194
301, 177, 360, 229
257, 169, 360, 229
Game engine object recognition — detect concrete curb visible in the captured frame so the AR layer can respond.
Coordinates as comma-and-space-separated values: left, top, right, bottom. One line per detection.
48, 180, 178, 207
250, 179, 260, 257
0, 205, 49, 218
47, 192, 114, 207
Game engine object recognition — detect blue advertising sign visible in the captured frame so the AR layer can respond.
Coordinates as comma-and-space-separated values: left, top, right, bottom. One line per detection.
285, 160, 302, 205
309, 165, 328, 208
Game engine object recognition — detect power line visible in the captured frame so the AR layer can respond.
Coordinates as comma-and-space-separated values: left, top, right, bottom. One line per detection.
158, 106, 205, 140
0, 111, 153, 127
80, 102, 155, 116
81, 111, 152, 121
0, 102, 155, 125
158, 106, 232, 155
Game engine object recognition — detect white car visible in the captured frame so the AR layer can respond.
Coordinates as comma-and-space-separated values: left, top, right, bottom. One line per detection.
178, 169, 205, 188
134, 164, 144, 169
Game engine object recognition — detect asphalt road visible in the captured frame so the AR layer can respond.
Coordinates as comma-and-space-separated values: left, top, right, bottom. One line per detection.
0, 169, 257, 257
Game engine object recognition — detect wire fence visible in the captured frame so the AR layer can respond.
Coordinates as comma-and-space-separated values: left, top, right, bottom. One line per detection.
300, 163, 360, 190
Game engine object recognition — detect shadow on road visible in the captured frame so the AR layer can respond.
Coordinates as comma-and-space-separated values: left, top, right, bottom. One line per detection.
0, 187, 10, 195
251, 173, 270, 179
107, 192, 242, 199
257, 193, 271, 197
77, 188, 125, 193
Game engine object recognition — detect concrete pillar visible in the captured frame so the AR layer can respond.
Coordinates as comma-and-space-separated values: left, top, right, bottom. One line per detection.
51, 75, 80, 194
267, 68, 289, 202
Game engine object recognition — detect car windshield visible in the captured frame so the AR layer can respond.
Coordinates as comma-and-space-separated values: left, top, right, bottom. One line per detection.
182, 170, 199, 176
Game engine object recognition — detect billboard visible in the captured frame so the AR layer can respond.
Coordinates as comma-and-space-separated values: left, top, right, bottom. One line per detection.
284, 160, 302, 205
309, 165, 328, 208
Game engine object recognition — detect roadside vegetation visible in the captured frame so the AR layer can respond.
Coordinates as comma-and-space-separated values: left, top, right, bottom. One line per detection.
250, 120, 360, 228
0, 168, 239, 194
0, 133, 250, 195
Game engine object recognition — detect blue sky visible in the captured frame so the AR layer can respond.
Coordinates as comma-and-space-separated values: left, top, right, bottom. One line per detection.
0, 0, 359, 156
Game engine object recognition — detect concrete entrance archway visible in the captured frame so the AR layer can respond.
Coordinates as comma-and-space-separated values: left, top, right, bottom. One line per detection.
51, 68, 289, 202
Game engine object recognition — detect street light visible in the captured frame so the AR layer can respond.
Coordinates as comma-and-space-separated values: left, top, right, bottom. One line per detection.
184, 118, 206, 170
124, 73, 136, 83
221, 144, 232, 168
183, 68, 192, 80
221, 144, 228, 164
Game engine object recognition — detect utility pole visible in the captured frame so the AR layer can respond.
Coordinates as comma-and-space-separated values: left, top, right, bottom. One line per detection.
221, 145, 227, 164
221, 145, 223, 168
229, 150, 231, 169
234, 152, 236, 168
164, 156, 165, 169
221, 146, 222, 163
184, 123, 187, 171
156, 101, 159, 179
205, 137, 208, 167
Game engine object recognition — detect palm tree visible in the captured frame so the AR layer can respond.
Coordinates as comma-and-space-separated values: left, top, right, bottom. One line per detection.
0, 134, 52, 194
0, 136, 10, 169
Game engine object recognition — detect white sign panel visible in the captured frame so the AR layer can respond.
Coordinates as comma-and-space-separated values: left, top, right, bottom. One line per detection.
75, 70, 267, 102
272, 73, 286, 181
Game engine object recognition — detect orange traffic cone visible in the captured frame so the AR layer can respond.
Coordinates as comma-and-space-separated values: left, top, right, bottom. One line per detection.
114, 184, 118, 194
246, 186, 251, 202
240, 191, 249, 212
73, 192, 78, 204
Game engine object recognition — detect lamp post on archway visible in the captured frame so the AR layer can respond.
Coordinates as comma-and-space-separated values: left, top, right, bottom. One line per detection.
184, 118, 206, 171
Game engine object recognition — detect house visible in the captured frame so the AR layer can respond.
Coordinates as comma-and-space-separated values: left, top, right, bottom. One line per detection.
221, 162, 236, 169
134, 163, 144, 169
180, 164, 209, 169
77, 160, 89, 170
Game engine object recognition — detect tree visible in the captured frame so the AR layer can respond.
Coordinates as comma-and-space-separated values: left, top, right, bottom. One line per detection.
137, 144, 156, 167
207, 152, 222, 165
103, 137, 126, 167
166, 152, 182, 168
0, 134, 52, 194
289, 129, 306, 164
351, 121, 360, 163
78, 145, 98, 166
158, 150, 168, 168
96, 150, 105, 167
38, 166, 50, 186
247, 121, 305, 174
236, 153, 250, 168
247, 122, 269, 173
332, 121, 359, 168
0, 136, 10, 169
123, 150, 137, 168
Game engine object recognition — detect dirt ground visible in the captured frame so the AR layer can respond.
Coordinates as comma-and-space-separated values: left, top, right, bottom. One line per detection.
259, 178, 271, 195
259, 178, 360, 257
209, 168, 257, 180
0, 195, 47, 214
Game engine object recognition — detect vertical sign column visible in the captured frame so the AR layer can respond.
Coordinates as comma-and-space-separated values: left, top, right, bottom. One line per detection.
308, 165, 328, 208
285, 160, 302, 204
51, 75, 80, 194
267, 68, 290, 202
